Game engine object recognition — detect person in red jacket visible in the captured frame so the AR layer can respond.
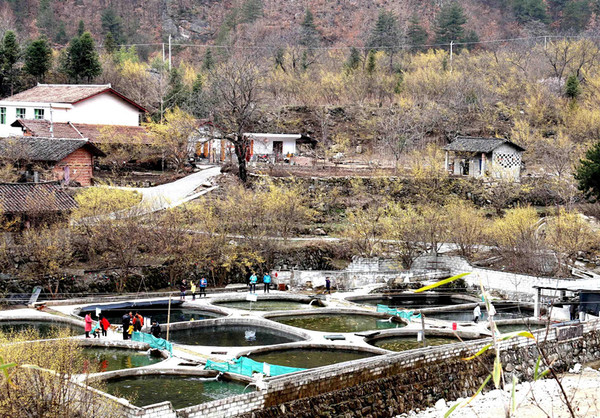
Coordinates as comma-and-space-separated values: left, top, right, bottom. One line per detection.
133, 311, 144, 332
84, 313, 92, 338
100, 315, 110, 337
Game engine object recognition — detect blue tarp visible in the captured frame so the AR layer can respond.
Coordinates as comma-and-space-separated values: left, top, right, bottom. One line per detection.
132, 331, 173, 354
377, 304, 422, 321
205, 356, 305, 377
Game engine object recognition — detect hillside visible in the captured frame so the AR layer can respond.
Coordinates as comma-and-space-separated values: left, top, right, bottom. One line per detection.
2, 0, 597, 47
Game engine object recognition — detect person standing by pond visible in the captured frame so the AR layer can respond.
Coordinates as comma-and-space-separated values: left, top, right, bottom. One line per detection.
84, 313, 92, 338
325, 277, 331, 294
199, 277, 208, 298
100, 315, 110, 337
249, 272, 258, 293
191, 280, 197, 301
263, 272, 271, 293
473, 304, 481, 323
133, 311, 144, 332
150, 320, 161, 338
122, 312, 131, 340
180, 279, 187, 301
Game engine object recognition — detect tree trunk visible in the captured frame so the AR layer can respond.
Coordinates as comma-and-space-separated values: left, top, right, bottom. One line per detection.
233, 138, 248, 183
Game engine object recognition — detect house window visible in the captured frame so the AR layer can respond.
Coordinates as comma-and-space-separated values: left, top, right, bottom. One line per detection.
34, 109, 44, 120
16, 108, 25, 119
0, 107, 5, 124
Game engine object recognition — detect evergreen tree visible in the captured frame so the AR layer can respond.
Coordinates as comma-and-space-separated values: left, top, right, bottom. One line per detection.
101, 8, 124, 43
463, 30, 480, 50
565, 74, 582, 99
37, 0, 56, 39
561, 0, 591, 32
300, 9, 320, 49
1, 31, 20, 95
24, 36, 53, 82
241, 0, 263, 23
77, 20, 85, 37
575, 141, 600, 199
274, 47, 285, 70
55, 21, 68, 45
203, 49, 215, 71
104, 33, 116, 54
407, 14, 428, 51
366, 50, 377, 74
512, 0, 549, 23
367, 10, 401, 66
345, 47, 362, 72
435, 2, 468, 46
63, 32, 102, 82
164, 67, 190, 110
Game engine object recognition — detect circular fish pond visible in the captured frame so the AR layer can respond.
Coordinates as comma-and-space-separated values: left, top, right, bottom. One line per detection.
368, 335, 462, 351
78, 301, 224, 325
82, 347, 164, 373
349, 293, 474, 309
101, 375, 248, 409
268, 313, 405, 333
494, 319, 548, 334
0, 320, 83, 339
212, 300, 321, 311
247, 347, 380, 369
168, 324, 306, 347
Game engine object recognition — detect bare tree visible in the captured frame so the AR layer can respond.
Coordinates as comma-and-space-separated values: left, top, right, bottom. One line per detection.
377, 107, 425, 172
210, 56, 262, 182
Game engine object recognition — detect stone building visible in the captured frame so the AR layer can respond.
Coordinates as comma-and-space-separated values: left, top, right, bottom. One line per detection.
443, 137, 525, 181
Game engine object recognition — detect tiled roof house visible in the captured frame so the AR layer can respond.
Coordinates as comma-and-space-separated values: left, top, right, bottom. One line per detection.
0, 137, 105, 186
0, 182, 77, 214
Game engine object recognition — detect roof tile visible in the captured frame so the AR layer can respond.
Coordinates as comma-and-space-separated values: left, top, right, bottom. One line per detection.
0, 182, 77, 213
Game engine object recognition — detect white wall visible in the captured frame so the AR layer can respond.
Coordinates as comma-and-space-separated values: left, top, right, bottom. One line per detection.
252, 136, 297, 155
490, 143, 522, 180
58, 93, 140, 126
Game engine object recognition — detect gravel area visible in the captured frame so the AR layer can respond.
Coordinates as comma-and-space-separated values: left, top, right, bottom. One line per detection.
399, 366, 600, 417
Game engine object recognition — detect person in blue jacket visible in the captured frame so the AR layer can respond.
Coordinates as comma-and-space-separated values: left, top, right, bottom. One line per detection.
263, 272, 271, 293
249, 272, 258, 293
199, 277, 208, 298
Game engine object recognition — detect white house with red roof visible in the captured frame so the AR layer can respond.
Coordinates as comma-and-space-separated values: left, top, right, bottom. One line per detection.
0, 84, 147, 137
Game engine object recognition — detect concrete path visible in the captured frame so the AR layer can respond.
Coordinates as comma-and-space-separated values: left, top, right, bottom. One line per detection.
123, 166, 221, 215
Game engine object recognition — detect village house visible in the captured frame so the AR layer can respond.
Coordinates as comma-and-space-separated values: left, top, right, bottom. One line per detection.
0, 181, 78, 228
443, 137, 526, 181
0, 137, 105, 186
0, 84, 147, 138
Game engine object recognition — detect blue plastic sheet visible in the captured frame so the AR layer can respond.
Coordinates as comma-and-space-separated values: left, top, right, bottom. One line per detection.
376, 304, 422, 322
205, 356, 305, 377
132, 331, 173, 354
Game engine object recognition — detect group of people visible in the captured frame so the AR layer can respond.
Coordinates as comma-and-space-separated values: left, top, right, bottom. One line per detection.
179, 277, 208, 301
248, 272, 272, 293
84, 313, 110, 339
120, 311, 145, 340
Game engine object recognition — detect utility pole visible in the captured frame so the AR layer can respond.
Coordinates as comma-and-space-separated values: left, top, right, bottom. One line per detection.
168, 34, 172, 71
449, 41, 453, 73
544, 36, 547, 50
162, 42, 165, 63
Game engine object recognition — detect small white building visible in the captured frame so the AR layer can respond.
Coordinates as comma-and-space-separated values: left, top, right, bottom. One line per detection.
0, 84, 147, 137
245, 133, 306, 157
443, 137, 525, 181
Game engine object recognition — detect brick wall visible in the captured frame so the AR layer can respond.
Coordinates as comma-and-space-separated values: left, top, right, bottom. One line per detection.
53, 148, 94, 186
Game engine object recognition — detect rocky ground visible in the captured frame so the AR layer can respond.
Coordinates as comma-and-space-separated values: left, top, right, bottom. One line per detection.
399, 365, 600, 418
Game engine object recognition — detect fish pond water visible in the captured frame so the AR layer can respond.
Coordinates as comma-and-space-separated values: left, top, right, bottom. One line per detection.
427, 307, 532, 322
82, 347, 163, 373
496, 323, 547, 334
370, 336, 461, 351
248, 348, 379, 368
353, 294, 466, 309
271, 314, 405, 333
168, 325, 304, 346
79, 308, 223, 325
0, 321, 83, 339
212, 300, 319, 311
102, 375, 248, 409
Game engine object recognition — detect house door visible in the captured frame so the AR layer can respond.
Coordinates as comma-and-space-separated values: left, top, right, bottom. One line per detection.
273, 141, 283, 156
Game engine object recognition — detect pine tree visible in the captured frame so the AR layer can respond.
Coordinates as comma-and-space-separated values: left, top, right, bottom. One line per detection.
55, 21, 68, 45
512, 0, 549, 23
345, 47, 362, 72
164, 67, 190, 110
24, 36, 53, 82
104, 33, 116, 54
367, 10, 401, 67
77, 20, 85, 37
64, 32, 102, 82
435, 2, 468, 46
101, 8, 124, 43
565, 74, 582, 99
560, 0, 591, 32
1, 31, 20, 95
366, 50, 377, 74
37, 0, 56, 39
575, 141, 600, 199
300, 9, 320, 49
203, 49, 215, 71
241, 0, 263, 23
407, 14, 428, 51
